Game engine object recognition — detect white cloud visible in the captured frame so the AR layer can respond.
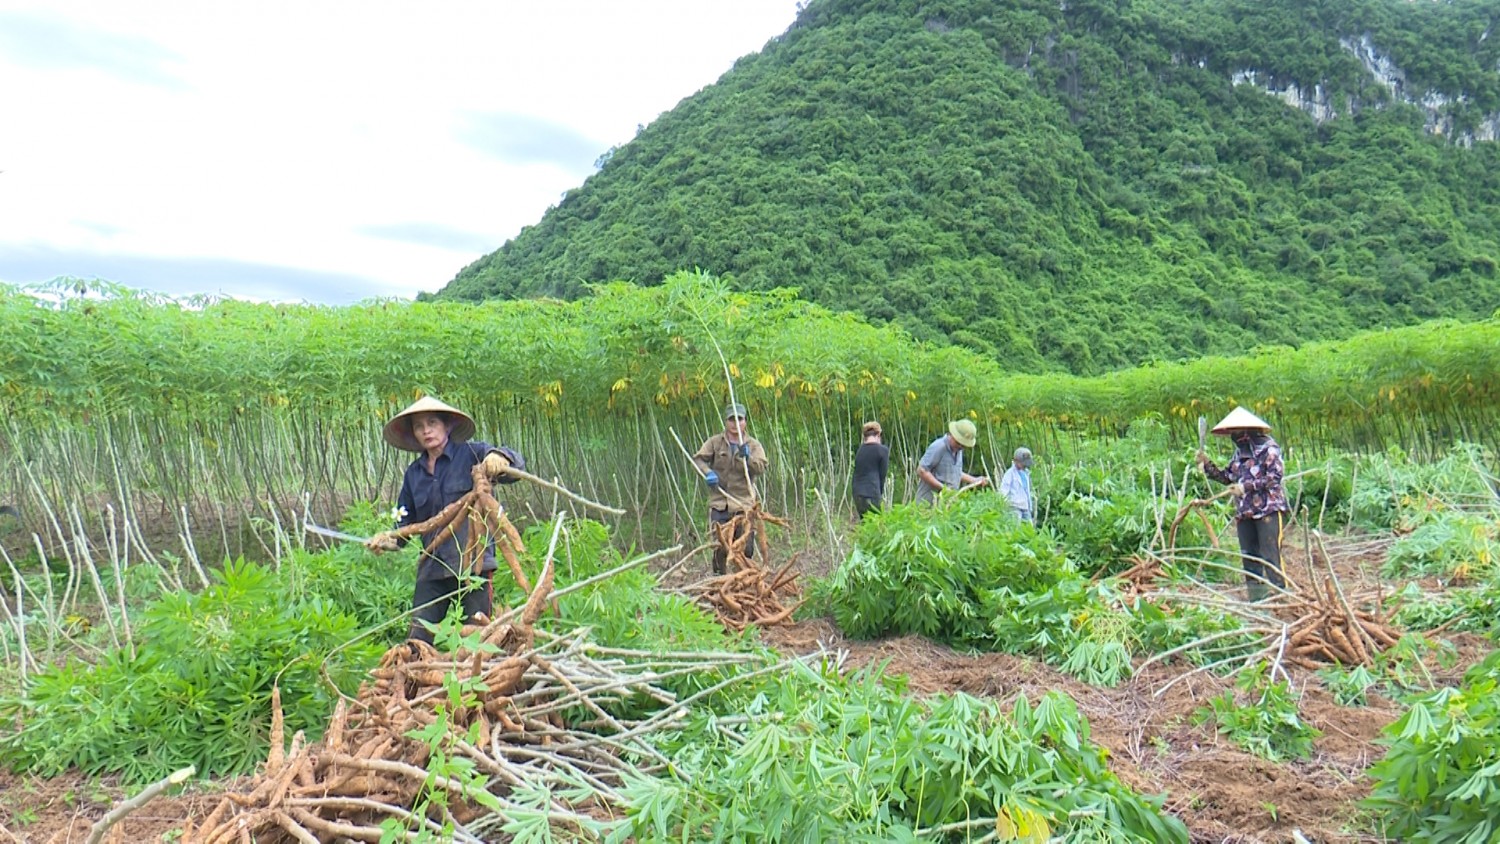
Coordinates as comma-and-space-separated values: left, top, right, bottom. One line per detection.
0, 0, 801, 303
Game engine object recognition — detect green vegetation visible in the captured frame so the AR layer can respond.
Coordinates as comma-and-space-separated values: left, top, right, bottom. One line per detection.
1366, 650, 1500, 843
816, 444, 1249, 685
615, 666, 1188, 843
4, 276, 1497, 446
4, 276, 1496, 557
1194, 662, 1322, 762
0, 554, 404, 781
0, 512, 1191, 843
437, 0, 1500, 374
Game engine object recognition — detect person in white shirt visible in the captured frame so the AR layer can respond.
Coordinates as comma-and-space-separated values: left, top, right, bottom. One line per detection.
999, 447, 1034, 523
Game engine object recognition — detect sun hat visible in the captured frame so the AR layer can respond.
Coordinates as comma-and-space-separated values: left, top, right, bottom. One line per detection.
1210, 406, 1271, 434
383, 396, 476, 452
1013, 447, 1033, 467
948, 419, 978, 448
723, 402, 748, 420
862, 420, 883, 438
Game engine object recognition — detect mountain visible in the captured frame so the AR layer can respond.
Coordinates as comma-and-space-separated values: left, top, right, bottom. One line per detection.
433, 0, 1500, 375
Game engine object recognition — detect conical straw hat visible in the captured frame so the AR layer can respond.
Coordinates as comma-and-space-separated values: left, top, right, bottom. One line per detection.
1210, 406, 1271, 434
383, 396, 476, 452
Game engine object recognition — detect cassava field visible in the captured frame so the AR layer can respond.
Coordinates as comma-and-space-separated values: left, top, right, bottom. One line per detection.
1, 275, 1499, 843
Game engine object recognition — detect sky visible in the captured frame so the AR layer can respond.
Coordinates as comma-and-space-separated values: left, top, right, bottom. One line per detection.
0, 0, 803, 303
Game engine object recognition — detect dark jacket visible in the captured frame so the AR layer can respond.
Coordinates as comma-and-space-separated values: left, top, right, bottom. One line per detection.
852, 442, 889, 500
396, 439, 523, 580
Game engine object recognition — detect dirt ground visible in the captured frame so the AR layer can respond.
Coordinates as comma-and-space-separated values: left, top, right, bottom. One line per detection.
1, 531, 1492, 843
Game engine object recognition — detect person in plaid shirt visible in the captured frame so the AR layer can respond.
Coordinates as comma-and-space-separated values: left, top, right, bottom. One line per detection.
1197, 406, 1289, 602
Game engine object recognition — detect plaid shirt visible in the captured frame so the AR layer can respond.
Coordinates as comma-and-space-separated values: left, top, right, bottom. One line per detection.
1204, 436, 1289, 520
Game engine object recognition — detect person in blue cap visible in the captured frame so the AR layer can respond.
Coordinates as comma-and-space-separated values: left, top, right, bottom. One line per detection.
999, 446, 1034, 523
693, 402, 768, 574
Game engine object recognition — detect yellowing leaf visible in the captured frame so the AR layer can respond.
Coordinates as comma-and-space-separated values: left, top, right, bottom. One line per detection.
995, 805, 1050, 844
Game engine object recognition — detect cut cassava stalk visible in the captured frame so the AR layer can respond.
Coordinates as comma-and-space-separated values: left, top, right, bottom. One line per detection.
86, 765, 196, 844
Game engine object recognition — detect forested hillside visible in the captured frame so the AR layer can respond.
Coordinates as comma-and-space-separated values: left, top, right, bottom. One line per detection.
436, 0, 1500, 375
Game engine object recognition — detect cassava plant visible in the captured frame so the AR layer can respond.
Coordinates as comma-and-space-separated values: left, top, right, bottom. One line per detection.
0, 557, 387, 782
1194, 661, 1321, 763
611, 659, 1188, 843
824, 495, 1075, 645
1365, 650, 1500, 843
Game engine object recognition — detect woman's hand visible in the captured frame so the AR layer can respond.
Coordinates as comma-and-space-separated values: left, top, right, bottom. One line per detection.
482, 452, 511, 479
366, 531, 400, 553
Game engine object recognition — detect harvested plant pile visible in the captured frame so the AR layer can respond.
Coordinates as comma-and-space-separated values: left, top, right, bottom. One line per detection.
1144, 529, 1406, 687
191, 548, 766, 842
684, 507, 803, 631
1278, 539, 1403, 669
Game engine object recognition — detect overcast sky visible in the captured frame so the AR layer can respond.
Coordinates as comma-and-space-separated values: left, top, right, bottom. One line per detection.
0, 0, 802, 303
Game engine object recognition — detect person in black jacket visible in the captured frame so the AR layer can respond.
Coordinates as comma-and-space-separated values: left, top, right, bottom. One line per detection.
367, 396, 524, 644
851, 420, 889, 518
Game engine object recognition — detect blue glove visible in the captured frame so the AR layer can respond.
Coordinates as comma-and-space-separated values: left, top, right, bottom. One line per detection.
704, 470, 720, 487
734, 442, 751, 458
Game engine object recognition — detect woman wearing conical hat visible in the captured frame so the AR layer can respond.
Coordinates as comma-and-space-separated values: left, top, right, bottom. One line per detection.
367, 396, 525, 644
1196, 406, 1289, 602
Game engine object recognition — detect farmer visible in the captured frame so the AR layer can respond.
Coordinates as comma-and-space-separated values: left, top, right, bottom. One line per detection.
914, 419, 988, 503
693, 402, 768, 575
1197, 406, 1289, 602
366, 396, 525, 644
851, 420, 889, 519
999, 446, 1035, 523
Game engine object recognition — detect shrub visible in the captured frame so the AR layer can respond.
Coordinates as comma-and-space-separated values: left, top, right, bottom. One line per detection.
0, 558, 383, 782
825, 496, 1072, 645
1194, 662, 1321, 762
1365, 650, 1500, 842
613, 661, 1189, 843
1382, 510, 1498, 583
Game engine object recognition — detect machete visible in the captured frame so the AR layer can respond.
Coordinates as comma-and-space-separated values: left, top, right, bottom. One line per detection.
1197, 415, 1208, 452
304, 522, 374, 545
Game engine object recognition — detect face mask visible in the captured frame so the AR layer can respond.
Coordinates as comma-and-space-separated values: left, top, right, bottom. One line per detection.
1232, 432, 1254, 448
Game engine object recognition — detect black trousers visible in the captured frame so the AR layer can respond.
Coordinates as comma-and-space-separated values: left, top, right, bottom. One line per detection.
1236, 511, 1285, 596
854, 495, 881, 519
409, 573, 493, 644
709, 509, 755, 575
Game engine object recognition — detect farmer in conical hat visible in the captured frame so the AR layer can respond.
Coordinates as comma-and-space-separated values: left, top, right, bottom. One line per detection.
693, 402, 768, 575
367, 396, 525, 644
915, 419, 989, 504
1196, 406, 1289, 602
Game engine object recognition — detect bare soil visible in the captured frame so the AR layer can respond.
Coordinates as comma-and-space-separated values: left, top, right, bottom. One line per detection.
2, 528, 1492, 844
